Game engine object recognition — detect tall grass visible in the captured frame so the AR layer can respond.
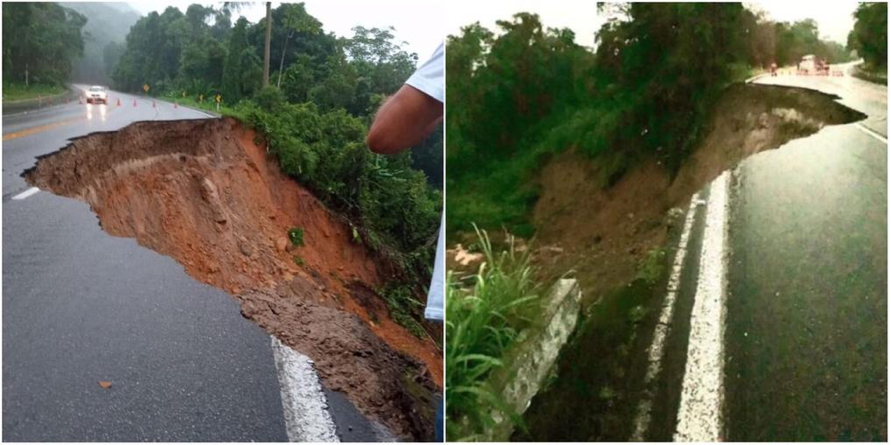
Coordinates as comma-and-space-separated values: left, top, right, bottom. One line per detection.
446, 226, 541, 441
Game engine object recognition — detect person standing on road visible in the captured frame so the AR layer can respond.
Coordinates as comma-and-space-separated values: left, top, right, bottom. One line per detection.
366, 42, 444, 442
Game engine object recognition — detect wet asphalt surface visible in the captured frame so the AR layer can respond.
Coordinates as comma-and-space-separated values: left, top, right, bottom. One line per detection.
722, 67, 887, 441
660, 66, 887, 441
2, 87, 378, 441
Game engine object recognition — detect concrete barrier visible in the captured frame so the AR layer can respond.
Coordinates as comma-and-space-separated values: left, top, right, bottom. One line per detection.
485, 278, 583, 441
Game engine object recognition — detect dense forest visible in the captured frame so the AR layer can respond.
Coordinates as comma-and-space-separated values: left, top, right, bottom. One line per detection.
2, 2, 87, 88
446, 2, 859, 236
849, 2, 887, 71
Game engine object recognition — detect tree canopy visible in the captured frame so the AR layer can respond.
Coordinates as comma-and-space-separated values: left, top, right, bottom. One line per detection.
2, 2, 87, 86
849, 2, 887, 69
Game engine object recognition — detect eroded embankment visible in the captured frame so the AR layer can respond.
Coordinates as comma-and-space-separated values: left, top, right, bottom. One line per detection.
531, 83, 866, 302
26, 117, 439, 440
513, 84, 866, 440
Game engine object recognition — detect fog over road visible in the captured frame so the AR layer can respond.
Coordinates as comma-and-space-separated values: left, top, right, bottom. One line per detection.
2, 87, 381, 441
643, 64, 886, 441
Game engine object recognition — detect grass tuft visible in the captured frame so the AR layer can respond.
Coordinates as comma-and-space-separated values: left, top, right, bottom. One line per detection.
446, 226, 541, 441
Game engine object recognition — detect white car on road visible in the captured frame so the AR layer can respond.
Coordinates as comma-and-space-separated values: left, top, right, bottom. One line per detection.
86, 85, 107, 104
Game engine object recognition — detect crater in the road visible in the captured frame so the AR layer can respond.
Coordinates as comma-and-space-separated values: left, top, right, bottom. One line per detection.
24, 117, 439, 441
516, 83, 867, 441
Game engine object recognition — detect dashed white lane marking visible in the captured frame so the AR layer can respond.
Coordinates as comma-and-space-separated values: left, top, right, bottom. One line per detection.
11, 187, 40, 200
270, 336, 339, 442
674, 171, 730, 442
855, 123, 888, 144
630, 192, 701, 441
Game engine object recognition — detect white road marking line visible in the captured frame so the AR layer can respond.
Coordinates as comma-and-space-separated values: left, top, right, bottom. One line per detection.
630, 192, 701, 441
270, 336, 340, 442
674, 171, 730, 442
11, 187, 40, 200
855, 123, 888, 144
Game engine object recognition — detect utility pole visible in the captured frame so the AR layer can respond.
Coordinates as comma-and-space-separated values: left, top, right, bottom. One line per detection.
263, 1, 271, 87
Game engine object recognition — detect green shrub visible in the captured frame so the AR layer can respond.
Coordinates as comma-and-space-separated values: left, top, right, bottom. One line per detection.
446, 226, 541, 441
288, 227, 305, 247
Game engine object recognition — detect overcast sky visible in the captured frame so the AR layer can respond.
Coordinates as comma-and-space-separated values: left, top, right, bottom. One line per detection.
445, 0, 859, 48
128, 1, 444, 61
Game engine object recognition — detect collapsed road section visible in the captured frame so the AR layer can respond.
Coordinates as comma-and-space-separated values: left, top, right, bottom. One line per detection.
25, 117, 440, 441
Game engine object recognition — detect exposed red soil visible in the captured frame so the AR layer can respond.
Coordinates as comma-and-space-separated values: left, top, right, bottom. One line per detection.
26, 117, 440, 440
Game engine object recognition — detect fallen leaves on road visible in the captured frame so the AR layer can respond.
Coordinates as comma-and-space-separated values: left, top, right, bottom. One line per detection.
98, 381, 112, 389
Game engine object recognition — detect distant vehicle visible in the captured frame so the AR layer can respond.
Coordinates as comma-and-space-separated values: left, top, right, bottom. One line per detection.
800, 55, 816, 73
86, 86, 107, 104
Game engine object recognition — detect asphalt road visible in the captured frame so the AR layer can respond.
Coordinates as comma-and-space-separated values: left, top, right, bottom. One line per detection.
641, 64, 887, 441
2, 87, 380, 441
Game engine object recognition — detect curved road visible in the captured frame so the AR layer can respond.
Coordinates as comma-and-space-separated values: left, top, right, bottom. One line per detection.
2, 87, 382, 441
642, 64, 887, 441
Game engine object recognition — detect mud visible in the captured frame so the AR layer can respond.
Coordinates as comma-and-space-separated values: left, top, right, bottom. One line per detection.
25, 117, 440, 440
532, 84, 866, 304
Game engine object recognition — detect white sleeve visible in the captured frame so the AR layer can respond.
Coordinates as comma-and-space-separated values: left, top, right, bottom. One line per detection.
405, 43, 444, 103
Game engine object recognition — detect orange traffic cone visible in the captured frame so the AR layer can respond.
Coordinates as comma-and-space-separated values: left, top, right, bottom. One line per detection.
117, 98, 121, 106
152, 100, 156, 108
174, 101, 178, 109
133, 99, 137, 107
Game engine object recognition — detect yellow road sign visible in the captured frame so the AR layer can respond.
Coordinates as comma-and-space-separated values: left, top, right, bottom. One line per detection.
143, 84, 150, 93
215, 94, 221, 103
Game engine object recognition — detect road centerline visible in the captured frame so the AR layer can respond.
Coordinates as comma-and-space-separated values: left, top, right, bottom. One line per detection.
11, 187, 41, 200
674, 171, 730, 442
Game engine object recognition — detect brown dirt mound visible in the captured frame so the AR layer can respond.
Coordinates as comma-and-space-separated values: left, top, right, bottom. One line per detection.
25, 117, 440, 440
532, 83, 866, 303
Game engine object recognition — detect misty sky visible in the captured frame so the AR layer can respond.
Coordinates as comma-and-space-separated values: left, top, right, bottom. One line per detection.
127, 1, 444, 61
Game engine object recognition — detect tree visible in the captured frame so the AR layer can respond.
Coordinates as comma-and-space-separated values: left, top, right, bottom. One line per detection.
263, 1, 271, 86
849, 2, 887, 69
222, 17, 250, 99
275, 3, 321, 88
2, 2, 87, 86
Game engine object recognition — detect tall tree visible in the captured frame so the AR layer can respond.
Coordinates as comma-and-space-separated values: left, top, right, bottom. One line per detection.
263, 1, 271, 86
2, 2, 87, 86
849, 2, 887, 68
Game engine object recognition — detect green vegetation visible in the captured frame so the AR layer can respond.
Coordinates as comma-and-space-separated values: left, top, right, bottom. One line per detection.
2, 3, 86, 95
636, 247, 667, 286
287, 227, 305, 247
379, 283, 426, 338
446, 4, 857, 237
446, 228, 541, 440
2, 83, 67, 102
849, 2, 887, 82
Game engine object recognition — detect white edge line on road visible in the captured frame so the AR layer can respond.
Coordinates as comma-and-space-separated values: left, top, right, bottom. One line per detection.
674, 171, 730, 442
270, 336, 340, 443
855, 123, 888, 144
630, 192, 701, 441
11, 187, 40, 200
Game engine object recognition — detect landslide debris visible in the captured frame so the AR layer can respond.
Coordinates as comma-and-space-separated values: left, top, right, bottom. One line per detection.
25, 117, 440, 441
530, 83, 866, 304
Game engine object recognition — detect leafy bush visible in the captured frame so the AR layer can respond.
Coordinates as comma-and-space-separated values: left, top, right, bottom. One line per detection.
379, 283, 426, 338
288, 227, 305, 247
446, 227, 541, 440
